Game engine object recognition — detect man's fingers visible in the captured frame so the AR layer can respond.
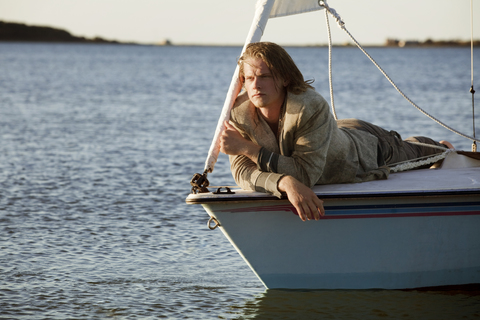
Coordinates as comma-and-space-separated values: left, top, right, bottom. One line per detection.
315, 198, 325, 217
298, 210, 307, 221
224, 120, 236, 132
303, 196, 324, 220
281, 176, 326, 221
305, 202, 316, 220
299, 198, 324, 221
294, 203, 307, 221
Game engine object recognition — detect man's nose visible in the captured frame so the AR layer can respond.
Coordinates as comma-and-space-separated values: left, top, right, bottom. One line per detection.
253, 77, 260, 88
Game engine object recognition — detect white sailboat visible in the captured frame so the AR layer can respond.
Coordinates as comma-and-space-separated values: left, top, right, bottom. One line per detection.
186, 0, 480, 290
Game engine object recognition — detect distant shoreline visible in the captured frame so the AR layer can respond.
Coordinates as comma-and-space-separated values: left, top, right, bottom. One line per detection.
1, 20, 478, 47
0, 21, 131, 44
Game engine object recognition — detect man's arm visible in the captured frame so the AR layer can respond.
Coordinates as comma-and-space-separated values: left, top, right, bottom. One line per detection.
221, 120, 325, 221
220, 121, 261, 162
278, 175, 324, 221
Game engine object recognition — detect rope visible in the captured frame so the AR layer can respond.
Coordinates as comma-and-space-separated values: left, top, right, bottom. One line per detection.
390, 150, 452, 173
319, 0, 480, 144
406, 140, 449, 151
387, 141, 450, 172
470, 0, 477, 152
324, 7, 337, 120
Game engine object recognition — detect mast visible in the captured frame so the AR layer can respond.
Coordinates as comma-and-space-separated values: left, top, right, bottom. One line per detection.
203, 0, 276, 174
190, 0, 325, 193
190, 0, 276, 193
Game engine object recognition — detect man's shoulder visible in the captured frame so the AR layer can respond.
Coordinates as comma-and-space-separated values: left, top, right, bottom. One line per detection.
233, 91, 250, 109
286, 88, 329, 117
231, 91, 255, 124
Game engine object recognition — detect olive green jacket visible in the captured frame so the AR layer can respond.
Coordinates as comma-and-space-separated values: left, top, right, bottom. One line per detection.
229, 88, 390, 198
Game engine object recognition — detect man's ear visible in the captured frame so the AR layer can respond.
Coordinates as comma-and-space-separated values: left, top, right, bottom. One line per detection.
239, 76, 246, 88
283, 79, 290, 87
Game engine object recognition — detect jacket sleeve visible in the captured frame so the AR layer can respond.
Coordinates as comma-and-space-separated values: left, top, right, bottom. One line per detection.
228, 123, 286, 198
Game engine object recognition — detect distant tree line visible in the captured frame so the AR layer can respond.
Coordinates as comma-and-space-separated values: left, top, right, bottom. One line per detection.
385, 38, 480, 47
0, 21, 120, 43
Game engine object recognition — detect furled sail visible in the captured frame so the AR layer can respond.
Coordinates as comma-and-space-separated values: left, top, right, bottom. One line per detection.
203, 0, 324, 174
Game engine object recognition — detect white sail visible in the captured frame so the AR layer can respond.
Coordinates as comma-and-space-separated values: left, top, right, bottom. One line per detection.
270, 0, 324, 18
204, 0, 324, 173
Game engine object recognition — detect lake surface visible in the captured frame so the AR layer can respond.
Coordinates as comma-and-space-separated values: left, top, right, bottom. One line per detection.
0, 43, 479, 319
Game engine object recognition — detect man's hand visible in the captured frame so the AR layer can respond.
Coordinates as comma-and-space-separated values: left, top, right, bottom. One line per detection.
278, 175, 325, 221
220, 121, 261, 162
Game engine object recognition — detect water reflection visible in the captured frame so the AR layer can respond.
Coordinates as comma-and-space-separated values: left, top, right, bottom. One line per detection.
235, 287, 480, 319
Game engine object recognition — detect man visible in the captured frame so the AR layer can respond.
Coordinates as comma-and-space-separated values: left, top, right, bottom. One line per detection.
219, 42, 450, 222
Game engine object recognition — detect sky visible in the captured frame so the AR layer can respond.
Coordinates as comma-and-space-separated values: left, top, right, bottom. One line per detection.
0, 0, 478, 46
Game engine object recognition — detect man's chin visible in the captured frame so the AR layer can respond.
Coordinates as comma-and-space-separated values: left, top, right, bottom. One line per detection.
251, 98, 267, 108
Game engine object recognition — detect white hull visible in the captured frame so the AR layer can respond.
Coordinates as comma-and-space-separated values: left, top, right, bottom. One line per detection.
187, 153, 480, 289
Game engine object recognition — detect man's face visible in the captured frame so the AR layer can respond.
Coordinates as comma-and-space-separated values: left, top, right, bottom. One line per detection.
242, 57, 286, 110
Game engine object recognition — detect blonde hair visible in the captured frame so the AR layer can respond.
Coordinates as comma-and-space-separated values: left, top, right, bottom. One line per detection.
238, 42, 314, 95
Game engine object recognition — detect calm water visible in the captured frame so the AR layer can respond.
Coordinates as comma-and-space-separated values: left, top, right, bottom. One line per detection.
0, 43, 479, 319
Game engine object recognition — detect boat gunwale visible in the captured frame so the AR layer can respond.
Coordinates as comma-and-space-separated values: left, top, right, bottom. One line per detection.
186, 188, 480, 204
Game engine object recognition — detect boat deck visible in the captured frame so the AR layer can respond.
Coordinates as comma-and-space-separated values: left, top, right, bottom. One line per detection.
186, 152, 480, 204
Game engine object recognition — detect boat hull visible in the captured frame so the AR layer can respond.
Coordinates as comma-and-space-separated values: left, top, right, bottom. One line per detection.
200, 194, 480, 289
187, 156, 480, 289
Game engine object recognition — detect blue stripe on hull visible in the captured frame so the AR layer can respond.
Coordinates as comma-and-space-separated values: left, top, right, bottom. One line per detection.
324, 201, 480, 219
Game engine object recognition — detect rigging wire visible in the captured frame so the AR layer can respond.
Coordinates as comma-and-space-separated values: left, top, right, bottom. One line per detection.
470, 0, 477, 152
319, 0, 480, 145
323, 6, 337, 120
